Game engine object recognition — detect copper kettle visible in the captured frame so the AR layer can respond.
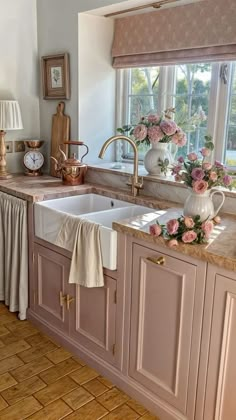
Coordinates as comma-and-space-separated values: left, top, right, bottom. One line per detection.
51, 141, 89, 186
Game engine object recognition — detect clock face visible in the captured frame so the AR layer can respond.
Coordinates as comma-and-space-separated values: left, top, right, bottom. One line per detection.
24, 151, 44, 171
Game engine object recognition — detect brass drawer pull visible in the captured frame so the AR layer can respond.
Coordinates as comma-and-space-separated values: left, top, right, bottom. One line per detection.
66, 295, 75, 310
147, 256, 165, 265
59, 291, 66, 307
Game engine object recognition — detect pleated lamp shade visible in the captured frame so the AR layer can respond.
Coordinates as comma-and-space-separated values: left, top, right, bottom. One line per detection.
0, 100, 23, 130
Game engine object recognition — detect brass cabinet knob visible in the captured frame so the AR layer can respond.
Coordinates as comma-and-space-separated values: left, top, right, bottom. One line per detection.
66, 295, 75, 310
59, 291, 66, 307
147, 256, 165, 265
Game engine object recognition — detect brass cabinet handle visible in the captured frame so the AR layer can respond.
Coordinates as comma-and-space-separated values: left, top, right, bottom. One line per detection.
147, 256, 165, 265
59, 291, 66, 307
66, 295, 75, 310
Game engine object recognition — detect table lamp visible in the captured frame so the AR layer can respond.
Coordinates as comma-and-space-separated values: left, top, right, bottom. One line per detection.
0, 100, 23, 179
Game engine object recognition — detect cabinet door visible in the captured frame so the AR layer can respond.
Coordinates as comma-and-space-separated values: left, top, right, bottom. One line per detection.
129, 243, 201, 418
33, 244, 70, 332
204, 267, 236, 420
70, 275, 117, 366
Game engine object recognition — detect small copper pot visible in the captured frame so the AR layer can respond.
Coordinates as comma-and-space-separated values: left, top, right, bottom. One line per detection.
51, 142, 89, 186
61, 154, 88, 186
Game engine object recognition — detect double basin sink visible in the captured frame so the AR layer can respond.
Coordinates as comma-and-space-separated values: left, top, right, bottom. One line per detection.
34, 193, 154, 270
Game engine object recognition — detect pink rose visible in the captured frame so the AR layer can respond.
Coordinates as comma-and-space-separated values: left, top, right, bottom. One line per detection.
182, 230, 197, 243
160, 119, 177, 136
147, 126, 164, 143
209, 171, 218, 182
184, 217, 195, 228
149, 224, 162, 237
168, 239, 178, 248
215, 160, 224, 169
175, 174, 182, 182
200, 147, 211, 157
201, 220, 214, 238
147, 114, 160, 124
172, 164, 182, 174
202, 162, 212, 170
172, 129, 187, 147
187, 152, 198, 161
166, 219, 179, 235
192, 180, 208, 194
223, 174, 232, 186
213, 215, 221, 224
178, 156, 184, 163
191, 168, 205, 181
133, 124, 147, 141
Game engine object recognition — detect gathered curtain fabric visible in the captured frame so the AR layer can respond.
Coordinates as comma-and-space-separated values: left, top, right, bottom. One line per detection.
0, 192, 28, 320
112, 0, 236, 68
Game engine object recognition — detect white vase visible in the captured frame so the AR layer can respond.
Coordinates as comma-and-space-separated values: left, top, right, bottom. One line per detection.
183, 189, 225, 221
144, 143, 172, 176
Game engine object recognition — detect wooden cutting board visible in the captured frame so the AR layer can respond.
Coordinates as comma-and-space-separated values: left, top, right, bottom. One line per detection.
50, 102, 70, 177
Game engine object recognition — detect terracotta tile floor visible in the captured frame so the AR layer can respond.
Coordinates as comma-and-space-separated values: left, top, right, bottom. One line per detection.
0, 305, 159, 420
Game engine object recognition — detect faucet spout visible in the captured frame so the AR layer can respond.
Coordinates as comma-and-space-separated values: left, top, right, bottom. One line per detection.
98, 135, 143, 197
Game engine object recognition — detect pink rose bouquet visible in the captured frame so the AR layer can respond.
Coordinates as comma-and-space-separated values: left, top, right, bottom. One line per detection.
117, 108, 187, 147
172, 135, 233, 192
149, 214, 216, 246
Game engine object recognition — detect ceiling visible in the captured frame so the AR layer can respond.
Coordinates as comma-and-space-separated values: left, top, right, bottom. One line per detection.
87, 0, 203, 18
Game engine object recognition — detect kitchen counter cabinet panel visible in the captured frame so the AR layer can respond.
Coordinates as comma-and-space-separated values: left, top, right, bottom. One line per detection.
33, 243, 71, 332
127, 239, 206, 420
70, 275, 118, 367
201, 265, 236, 420
31, 243, 121, 369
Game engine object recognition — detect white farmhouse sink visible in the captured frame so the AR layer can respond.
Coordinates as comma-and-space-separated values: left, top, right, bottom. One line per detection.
34, 194, 153, 270
36, 193, 134, 214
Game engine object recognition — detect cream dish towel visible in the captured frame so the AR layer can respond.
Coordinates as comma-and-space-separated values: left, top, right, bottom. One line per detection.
55, 215, 104, 287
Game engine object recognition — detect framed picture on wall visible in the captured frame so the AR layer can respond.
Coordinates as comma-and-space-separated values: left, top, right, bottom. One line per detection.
41, 53, 70, 99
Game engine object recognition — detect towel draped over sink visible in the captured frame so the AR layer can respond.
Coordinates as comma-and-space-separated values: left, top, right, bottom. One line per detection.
55, 215, 104, 287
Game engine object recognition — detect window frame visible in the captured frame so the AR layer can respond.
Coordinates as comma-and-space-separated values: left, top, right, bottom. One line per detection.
116, 62, 236, 173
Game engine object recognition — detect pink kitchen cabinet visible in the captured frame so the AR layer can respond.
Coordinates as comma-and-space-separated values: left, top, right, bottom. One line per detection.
29, 226, 236, 419
33, 243, 71, 332
197, 264, 236, 420
31, 243, 120, 368
69, 276, 119, 366
127, 239, 206, 420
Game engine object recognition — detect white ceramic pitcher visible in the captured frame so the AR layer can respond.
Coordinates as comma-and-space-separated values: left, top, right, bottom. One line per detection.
183, 190, 225, 221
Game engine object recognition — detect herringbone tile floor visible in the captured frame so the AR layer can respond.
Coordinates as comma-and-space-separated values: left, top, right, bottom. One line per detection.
0, 304, 159, 420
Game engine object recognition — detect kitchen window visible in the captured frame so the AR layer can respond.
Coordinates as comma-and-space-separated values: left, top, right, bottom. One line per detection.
117, 62, 236, 173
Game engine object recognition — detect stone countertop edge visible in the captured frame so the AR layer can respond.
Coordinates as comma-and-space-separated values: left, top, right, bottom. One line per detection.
112, 220, 236, 273
0, 174, 235, 272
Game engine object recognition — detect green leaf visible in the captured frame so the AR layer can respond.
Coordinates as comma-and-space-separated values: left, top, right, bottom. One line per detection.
116, 128, 125, 134
205, 141, 214, 151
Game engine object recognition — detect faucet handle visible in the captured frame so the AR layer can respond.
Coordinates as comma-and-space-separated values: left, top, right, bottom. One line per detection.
126, 175, 144, 197
136, 176, 144, 189
127, 175, 143, 188
126, 176, 133, 188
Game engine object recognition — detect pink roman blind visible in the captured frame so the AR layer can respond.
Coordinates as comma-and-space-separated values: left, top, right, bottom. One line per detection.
112, 0, 236, 68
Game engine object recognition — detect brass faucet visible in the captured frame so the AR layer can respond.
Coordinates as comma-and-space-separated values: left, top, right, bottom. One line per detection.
98, 135, 143, 197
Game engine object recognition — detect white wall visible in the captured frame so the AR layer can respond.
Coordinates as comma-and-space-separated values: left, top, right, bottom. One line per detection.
78, 14, 116, 163
0, 0, 39, 173
37, 0, 128, 165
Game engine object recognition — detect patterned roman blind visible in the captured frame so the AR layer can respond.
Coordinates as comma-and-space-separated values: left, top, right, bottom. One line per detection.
112, 0, 236, 68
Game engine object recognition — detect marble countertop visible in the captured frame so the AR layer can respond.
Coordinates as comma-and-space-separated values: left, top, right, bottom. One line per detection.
113, 208, 236, 272
0, 174, 235, 272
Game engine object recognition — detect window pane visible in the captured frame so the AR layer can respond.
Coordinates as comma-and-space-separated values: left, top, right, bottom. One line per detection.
129, 67, 160, 124
124, 64, 213, 160
129, 96, 159, 125
225, 63, 236, 168
172, 64, 212, 158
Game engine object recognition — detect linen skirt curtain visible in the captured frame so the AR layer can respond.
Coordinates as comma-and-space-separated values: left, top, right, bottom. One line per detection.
0, 192, 28, 320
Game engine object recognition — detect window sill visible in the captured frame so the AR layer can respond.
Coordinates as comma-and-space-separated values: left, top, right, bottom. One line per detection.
88, 162, 236, 199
